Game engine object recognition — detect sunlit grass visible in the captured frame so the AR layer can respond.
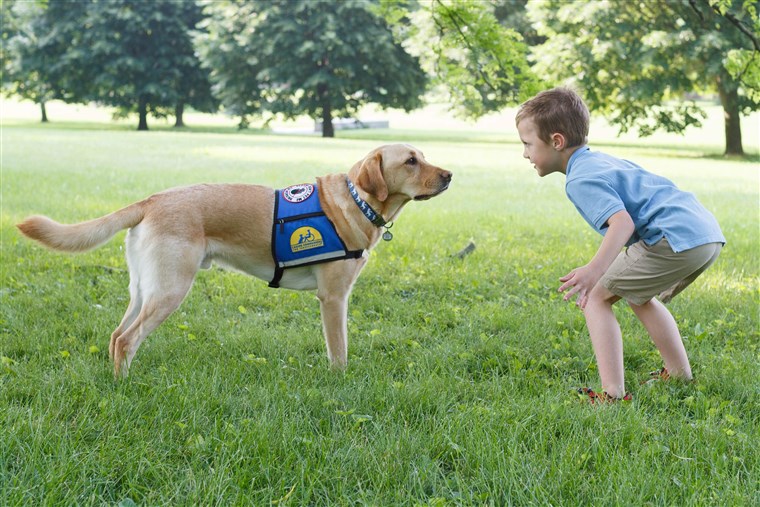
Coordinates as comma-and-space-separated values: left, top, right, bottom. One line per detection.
1, 106, 758, 505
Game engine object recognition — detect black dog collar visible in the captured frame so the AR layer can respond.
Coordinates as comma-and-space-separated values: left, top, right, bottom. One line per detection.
346, 177, 386, 227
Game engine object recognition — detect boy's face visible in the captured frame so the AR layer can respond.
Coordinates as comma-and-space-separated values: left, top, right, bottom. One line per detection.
517, 117, 564, 177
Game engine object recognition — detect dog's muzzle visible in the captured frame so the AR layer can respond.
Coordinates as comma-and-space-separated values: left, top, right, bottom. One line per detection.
414, 172, 452, 201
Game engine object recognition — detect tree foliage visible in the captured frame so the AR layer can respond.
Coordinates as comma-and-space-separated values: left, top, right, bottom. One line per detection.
428, 0, 541, 118
200, 0, 427, 136
2, 0, 216, 130
716, 0, 760, 102
71, 0, 217, 130
378, 0, 540, 119
528, 0, 759, 155
3, 0, 757, 150
1, 0, 83, 121
195, 0, 266, 129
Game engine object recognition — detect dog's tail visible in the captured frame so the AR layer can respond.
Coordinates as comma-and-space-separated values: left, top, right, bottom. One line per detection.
17, 202, 145, 253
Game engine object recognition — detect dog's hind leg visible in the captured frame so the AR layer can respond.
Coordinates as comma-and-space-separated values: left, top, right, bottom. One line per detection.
110, 229, 143, 360
111, 287, 192, 377
109, 290, 141, 361
111, 237, 204, 377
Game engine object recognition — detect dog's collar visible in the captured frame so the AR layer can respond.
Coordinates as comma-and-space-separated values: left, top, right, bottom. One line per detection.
346, 177, 386, 227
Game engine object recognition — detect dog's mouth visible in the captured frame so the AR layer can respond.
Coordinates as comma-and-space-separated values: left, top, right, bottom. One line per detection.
414, 180, 450, 201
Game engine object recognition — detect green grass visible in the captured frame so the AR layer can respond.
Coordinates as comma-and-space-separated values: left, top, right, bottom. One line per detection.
1, 113, 758, 505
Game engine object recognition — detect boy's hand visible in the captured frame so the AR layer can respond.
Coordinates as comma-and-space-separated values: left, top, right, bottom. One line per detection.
559, 264, 604, 309
559, 210, 635, 309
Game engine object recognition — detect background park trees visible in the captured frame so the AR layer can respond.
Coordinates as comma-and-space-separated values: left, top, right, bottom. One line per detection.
198, 0, 428, 136
74, 0, 218, 130
2, 0, 216, 130
386, 0, 542, 120
0, 0, 75, 123
527, 0, 760, 155
2, 0, 758, 151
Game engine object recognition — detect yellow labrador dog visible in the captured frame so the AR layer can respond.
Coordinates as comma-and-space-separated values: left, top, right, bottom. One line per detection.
17, 144, 452, 377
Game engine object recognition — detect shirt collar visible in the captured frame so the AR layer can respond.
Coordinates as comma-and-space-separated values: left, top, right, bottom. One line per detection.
566, 145, 590, 177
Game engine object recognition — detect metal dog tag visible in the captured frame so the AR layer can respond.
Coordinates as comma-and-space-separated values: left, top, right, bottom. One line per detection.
381, 222, 393, 241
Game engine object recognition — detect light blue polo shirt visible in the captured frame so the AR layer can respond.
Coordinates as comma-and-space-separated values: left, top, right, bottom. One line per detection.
565, 146, 725, 252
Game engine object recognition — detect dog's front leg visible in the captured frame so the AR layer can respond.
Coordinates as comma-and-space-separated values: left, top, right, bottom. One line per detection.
315, 258, 367, 369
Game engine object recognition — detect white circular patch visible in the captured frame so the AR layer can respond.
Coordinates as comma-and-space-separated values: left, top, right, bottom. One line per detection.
282, 183, 314, 203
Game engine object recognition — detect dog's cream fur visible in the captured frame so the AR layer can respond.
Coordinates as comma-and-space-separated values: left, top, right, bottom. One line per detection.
17, 144, 451, 377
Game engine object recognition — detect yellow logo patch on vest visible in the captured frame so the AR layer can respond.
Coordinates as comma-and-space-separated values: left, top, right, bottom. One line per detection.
290, 226, 324, 252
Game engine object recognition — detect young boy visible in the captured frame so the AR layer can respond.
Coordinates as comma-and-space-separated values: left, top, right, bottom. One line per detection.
515, 87, 725, 402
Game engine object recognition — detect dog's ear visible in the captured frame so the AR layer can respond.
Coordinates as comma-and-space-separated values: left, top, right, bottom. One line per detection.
357, 152, 388, 202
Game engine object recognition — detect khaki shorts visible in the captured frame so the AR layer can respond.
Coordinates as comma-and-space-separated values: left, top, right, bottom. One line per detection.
601, 238, 722, 306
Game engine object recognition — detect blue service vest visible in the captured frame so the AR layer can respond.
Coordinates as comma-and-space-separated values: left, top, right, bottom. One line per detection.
269, 183, 363, 288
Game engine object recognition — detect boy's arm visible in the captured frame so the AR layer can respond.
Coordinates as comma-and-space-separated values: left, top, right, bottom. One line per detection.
558, 210, 635, 308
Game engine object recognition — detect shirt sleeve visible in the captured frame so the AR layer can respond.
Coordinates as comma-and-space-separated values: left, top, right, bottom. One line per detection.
566, 177, 626, 232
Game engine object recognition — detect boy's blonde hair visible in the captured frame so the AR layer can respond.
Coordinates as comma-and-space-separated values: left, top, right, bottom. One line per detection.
515, 87, 589, 148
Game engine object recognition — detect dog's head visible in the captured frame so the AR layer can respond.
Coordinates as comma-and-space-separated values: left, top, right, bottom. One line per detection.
350, 144, 452, 203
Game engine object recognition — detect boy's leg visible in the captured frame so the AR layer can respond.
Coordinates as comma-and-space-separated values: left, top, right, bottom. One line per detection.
583, 285, 626, 398
629, 299, 692, 379
599, 240, 721, 383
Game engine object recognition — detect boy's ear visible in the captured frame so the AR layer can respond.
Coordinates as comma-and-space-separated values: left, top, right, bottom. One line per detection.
551, 133, 567, 151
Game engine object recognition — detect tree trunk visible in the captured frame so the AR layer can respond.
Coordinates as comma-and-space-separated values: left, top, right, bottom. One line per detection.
174, 102, 185, 128
321, 109, 334, 138
318, 84, 334, 138
137, 97, 149, 131
717, 72, 743, 156
40, 101, 48, 123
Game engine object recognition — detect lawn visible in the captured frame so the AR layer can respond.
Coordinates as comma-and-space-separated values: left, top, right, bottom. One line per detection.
1, 104, 758, 505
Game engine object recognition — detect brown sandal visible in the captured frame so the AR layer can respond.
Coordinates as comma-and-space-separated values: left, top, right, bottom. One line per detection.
641, 367, 670, 385
577, 387, 632, 404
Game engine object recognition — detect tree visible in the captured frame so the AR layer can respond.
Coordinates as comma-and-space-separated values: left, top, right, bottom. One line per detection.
1, 1, 51, 121
378, 0, 541, 120
528, 0, 760, 156
717, 0, 760, 103
491, 0, 546, 48
427, 0, 541, 118
200, 0, 427, 137
165, 1, 219, 128
60, 0, 216, 130
2, 0, 217, 130
0, 0, 85, 122
195, 0, 267, 129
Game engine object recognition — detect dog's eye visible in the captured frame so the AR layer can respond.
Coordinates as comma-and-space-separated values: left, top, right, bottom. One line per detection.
406, 157, 417, 166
